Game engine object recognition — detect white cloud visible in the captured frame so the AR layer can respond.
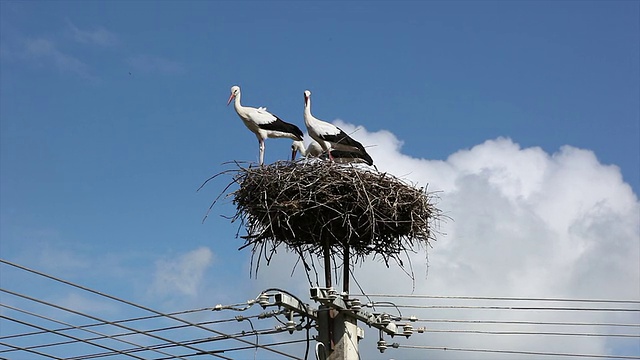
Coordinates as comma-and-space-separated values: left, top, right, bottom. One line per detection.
66, 20, 118, 46
33, 242, 91, 273
23, 38, 96, 80
150, 247, 213, 298
338, 121, 639, 298
126, 54, 185, 75
246, 121, 640, 359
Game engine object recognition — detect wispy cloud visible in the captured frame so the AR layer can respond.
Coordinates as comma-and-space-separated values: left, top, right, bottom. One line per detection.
126, 54, 185, 75
23, 38, 96, 80
66, 20, 118, 47
150, 247, 213, 298
55, 292, 119, 317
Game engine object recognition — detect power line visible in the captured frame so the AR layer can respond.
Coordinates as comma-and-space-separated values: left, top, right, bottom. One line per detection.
0, 259, 302, 360
1, 288, 297, 360
2, 304, 180, 360
420, 328, 640, 338
0, 307, 214, 341
1, 306, 286, 354
0, 289, 195, 360
64, 328, 302, 360
1, 290, 299, 360
139, 339, 308, 360
0, 307, 253, 352
397, 344, 640, 359
4, 258, 636, 360
371, 303, 640, 312
409, 317, 640, 328
0, 341, 64, 360
192, 339, 308, 357
0, 303, 221, 359
0, 314, 150, 360
357, 294, 640, 304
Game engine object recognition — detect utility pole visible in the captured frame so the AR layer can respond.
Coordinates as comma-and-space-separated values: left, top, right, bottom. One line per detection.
263, 246, 413, 359
269, 286, 410, 360
325, 307, 360, 360
323, 243, 360, 360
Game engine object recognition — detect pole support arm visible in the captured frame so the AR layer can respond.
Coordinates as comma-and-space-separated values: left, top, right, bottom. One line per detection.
310, 287, 398, 336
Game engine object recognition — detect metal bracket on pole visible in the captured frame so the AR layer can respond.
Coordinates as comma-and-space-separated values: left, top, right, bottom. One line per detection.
272, 292, 318, 320
310, 287, 398, 336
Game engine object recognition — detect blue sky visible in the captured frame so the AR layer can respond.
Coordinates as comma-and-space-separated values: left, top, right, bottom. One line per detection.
1, 1, 639, 359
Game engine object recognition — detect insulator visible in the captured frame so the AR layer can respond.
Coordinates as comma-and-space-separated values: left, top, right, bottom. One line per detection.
257, 293, 270, 308
286, 319, 296, 334
213, 304, 223, 311
286, 311, 296, 334
350, 298, 362, 311
403, 324, 413, 338
327, 288, 338, 300
380, 313, 391, 325
408, 315, 418, 322
377, 339, 388, 353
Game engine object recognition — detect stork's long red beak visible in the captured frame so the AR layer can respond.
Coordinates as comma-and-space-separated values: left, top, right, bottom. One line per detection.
226, 93, 235, 106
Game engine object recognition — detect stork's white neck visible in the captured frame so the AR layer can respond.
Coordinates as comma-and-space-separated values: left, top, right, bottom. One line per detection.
233, 90, 243, 110
233, 90, 251, 119
303, 96, 313, 123
292, 140, 306, 156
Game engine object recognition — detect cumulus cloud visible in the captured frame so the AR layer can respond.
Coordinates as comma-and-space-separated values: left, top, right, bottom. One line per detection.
249, 121, 639, 359
150, 247, 213, 298
340, 120, 639, 296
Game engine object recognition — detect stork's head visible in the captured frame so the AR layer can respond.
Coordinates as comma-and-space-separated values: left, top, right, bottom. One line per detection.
291, 140, 305, 160
303, 90, 311, 107
227, 85, 240, 106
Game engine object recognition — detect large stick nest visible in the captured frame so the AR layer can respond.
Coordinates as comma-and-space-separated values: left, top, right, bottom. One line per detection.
223, 160, 441, 266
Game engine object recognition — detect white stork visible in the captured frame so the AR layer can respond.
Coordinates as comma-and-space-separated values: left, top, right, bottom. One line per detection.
227, 85, 303, 165
291, 139, 375, 165
302, 90, 373, 166
291, 140, 323, 159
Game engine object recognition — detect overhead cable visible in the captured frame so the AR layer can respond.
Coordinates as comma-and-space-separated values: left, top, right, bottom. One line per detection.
407, 317, 640, 328
0, 303, 183, 359
357, 294, 640, 304
371, 303, 640, 312
0, 259, 303, 360
397, 344, 640, 359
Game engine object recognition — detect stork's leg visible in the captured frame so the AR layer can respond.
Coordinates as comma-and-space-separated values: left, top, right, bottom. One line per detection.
322, 144, 334, 162
259, 139, 265, 166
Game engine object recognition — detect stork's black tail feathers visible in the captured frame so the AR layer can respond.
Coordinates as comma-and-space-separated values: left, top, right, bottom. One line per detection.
345, 139, 374, 166
330, 148, 374, 166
